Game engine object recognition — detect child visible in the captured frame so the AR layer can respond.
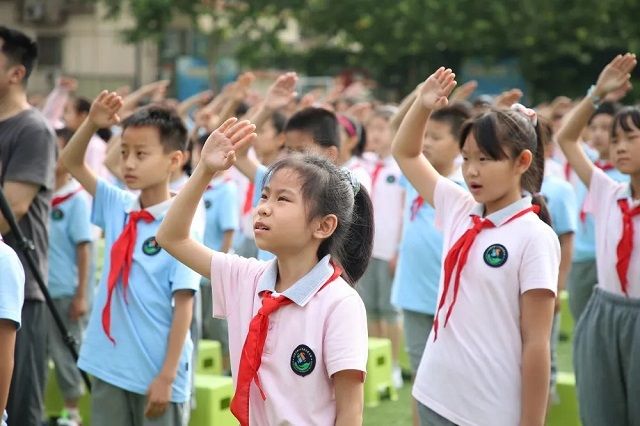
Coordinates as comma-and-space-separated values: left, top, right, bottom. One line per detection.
556, 53, 640, 426
0, 238, 25, 426
337, 114, 372, 193
156, 118, 371, 425
391, 102, 470, 425
60, 92, 200, 425
361, 106, 405, 387
567, 101, 629, 322
393, 67, 560, 425
48, 127, 93, 426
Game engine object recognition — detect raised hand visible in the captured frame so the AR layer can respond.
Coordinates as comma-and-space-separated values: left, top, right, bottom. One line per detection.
595, 53, 637, 98
418, 67, 457, 110
265, 72, 298, 110
450, 80, 478, 102
88, 91, 123, 128
230, 72, 256, 101
199, 118, 257, 173
58, 76, 78, 92
494, 88, 523, 108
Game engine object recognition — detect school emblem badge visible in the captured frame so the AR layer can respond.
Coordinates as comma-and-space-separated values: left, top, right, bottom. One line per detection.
51, 208, 64, 221
290, 344, 316, 377
386, 175, 396, 184
142, 236, 162, 256
483, 244, 508, 267
204, 200, 212, 209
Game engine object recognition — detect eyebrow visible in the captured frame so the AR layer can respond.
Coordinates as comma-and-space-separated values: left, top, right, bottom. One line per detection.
262, 185, 297, 196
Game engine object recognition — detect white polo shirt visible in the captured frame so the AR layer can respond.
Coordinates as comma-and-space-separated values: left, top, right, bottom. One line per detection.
368, 155, 405, 261
210, 253, 368, 425
413, 177, 560, 426
587, 168, 640, 297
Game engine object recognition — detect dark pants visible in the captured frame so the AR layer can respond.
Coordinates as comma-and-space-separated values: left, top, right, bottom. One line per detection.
7, 300, 48, 426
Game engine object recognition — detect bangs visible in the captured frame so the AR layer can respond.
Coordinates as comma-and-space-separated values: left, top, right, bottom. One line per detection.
459, 112, 509, 160
612, 106, 640, 138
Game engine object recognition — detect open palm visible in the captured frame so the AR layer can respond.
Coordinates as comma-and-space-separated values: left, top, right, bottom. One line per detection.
596, 53, 637, 96
200, 118, 257, 173
88, 91, 123, 128
266, 72, 298, 110
419, 67, 457, 110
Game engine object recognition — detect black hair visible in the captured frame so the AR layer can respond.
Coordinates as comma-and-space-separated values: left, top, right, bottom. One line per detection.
612, 106, 640, 141
264, 155, 374, 284
121, 105, 188, 152
55, 127, 74, 147
459, 108, 552, 226
0, 26, 37, 83
338, 114, 367, 157
284, 107, 341, 149
430, 102, 473, 140
235, 101, 249, 117
96, 127, 113, 143
72, 96, 91, 114
270, 110, 287, 135
589, 101, 621, 124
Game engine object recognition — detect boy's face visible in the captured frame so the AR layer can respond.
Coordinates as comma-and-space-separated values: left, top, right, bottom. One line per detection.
120, 126, 182, 191
284, 130, 338, 163
611, 120, 640, 175
588, 113, 614, 159
423, 119, 459, 172
254, 120, 284, 159
366, 116, 392, 156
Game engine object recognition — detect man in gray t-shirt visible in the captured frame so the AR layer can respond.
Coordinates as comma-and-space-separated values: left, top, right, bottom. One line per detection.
0, 27, 56, 426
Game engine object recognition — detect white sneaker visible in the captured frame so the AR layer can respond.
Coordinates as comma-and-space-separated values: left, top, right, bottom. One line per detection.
392, 365, 404, 388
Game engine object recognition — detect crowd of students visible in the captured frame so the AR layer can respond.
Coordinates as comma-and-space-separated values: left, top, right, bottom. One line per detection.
0, 25, 639, 426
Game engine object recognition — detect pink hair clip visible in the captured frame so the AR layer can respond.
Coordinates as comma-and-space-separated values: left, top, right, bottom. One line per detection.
511, 103, 538, 127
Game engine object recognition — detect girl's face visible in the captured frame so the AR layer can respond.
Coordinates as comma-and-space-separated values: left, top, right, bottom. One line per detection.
611, 119, 640, 175
588, 114, 614, 159
254, 168, 316, 254
366, 116, 392, 156
338, 126, 358, 160
63, 101, 85, 131
461, 134, 529, 213
423, 120, 459, 172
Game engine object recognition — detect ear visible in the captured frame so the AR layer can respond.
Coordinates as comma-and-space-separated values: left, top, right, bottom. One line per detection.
8, 65, 26, 85
325, 146, 340, 163
516, 149, 533, 174
168, 150, 184, 172
312, 214, 338, 241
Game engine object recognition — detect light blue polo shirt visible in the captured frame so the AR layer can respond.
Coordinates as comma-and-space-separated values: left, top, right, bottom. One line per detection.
541, 175, 578, 237
48, 181, 93, 298
573, 167, 628, 261
203, 177, 239, 251
391, 173, 465, 315
78, 179, 200, 403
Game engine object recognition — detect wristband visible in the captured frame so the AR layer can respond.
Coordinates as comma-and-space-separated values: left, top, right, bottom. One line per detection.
586, 85, 601, 109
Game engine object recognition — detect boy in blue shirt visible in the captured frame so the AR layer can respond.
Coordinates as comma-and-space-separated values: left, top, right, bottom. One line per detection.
391, 103, 470, 426
0, 238, 25, 426
48, 128, 93, 426
60, 91, 200, 426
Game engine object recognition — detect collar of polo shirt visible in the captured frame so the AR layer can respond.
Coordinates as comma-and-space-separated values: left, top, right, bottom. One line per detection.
125, 193, 176, 221
469, 195, 533, 227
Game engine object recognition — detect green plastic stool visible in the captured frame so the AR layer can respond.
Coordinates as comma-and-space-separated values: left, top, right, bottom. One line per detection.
364, 337, 398, 407
559, 291, 574, 342
189, 374, 236, 426
44, 362, 92, 425
196, 339, 223, 375
547, 371, 581, 426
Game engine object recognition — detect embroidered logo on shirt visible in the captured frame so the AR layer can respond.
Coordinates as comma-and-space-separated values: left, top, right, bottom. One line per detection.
386, 175, 396, 184
142, 236, 162, 256
290, 344, 316, 377
204, 200, 212, 209
51, 208, 64, 221
483, 244, 508, 267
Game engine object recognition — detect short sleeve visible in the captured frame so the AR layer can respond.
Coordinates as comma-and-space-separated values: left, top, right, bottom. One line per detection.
91, 179, 135, 229
519, 226, 560, 295
68, 196, 93, 244
210, 252, 268, 319
170, 260, 201, 294
218, 185, 239, 232
3, 120, 56, 190
586, 168, 621, 217
0, 244, 25, 328
323, 294, 368, 379
550, 183, 578, 236
252, 164, 269, 207
433, 175, 476, 231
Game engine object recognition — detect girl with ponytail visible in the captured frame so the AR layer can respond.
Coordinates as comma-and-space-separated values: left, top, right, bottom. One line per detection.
392, 67, 560, 426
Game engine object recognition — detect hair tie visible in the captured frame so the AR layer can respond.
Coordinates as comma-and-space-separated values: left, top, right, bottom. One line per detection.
337, 114, 357, 138
339, 167, 361, 196
511, 103, 538, 127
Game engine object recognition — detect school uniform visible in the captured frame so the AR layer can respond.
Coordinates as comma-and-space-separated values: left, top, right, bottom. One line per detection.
77, 179, 200, 426
47, 180, 93, 402
573, 168, 640, 426
568, 163, 628, 321
210, 253, 368, 425
413, 177, 560, 426
344, 156, 373, 194
391, 170, 464, 374
541, 174, 578, 399
0, 239, 25, 426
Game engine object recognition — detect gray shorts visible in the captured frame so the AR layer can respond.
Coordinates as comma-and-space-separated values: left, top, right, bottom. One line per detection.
358, 258, 399, 321
567, 259, 598, 323
402, 310, 434, 374
91, 378, 185, 426
47, 296, 85, 401
574, 287, 640, 426
200, 279, 229, 356
418, 403, 458, 426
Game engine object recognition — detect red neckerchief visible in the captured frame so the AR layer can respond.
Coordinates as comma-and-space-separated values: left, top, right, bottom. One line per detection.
51, 188, 82, 208
410, 196, 424, 221
433, 205, 540, 341
102, 210, 155, 344
616, 199, 640, 296
230, 263, 343, 426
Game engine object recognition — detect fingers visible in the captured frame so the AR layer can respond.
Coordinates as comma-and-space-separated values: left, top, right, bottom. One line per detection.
95, 90, 109, 103
443, 80, 458, 96
144, 400, 168, 419
226, 120, 256, 141
218, 117, 238, 133
234, 132, 258, 152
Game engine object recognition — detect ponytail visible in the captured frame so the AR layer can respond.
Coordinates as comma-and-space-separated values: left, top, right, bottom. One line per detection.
530, 121, 552, 227
336, 186, 374, 285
